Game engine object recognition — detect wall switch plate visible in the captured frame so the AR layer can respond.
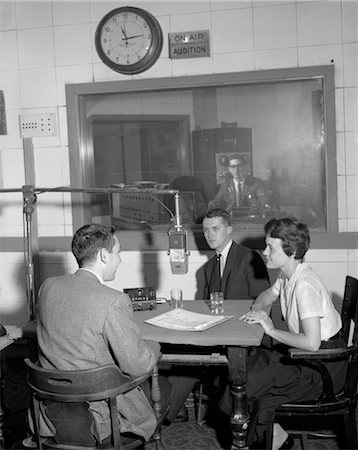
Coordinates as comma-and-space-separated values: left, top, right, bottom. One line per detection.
19, 112, 57, 138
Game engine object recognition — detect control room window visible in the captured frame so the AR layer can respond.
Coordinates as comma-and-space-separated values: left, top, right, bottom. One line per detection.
67, 66, 337, 248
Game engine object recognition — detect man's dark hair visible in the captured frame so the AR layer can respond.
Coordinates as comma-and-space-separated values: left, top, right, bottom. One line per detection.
229, 153, 246, 164
203, 209, 232, 226
264, 217, 310, 260
71, 223, 117, 267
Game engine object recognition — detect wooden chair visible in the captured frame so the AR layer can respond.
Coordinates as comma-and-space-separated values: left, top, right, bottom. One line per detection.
267, 275, 358, 450
25, 359, 168, 450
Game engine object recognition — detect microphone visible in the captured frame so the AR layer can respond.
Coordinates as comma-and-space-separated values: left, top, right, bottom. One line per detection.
169, 229, 188, 274
168, 192, 190, 274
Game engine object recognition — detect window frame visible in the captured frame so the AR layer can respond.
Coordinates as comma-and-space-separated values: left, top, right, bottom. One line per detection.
62, 65, 355, 252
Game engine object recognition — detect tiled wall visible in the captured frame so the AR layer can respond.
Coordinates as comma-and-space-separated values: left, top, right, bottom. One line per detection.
0, 0, 357, 324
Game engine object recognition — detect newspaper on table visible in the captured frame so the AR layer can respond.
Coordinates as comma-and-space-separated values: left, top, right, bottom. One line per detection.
145, 308, 234, 331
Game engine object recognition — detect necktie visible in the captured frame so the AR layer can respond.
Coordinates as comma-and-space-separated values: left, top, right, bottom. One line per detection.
235, 181, 240, 206
209, 253, 222, 295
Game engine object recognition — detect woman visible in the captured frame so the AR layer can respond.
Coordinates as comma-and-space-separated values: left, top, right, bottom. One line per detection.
220, 217, 347, 449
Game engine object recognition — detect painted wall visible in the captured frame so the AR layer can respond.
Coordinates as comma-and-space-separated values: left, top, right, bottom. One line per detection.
0, 0, 357, 325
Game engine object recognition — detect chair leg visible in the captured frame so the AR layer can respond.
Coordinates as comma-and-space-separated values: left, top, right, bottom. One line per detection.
300, 433, 308, 449
196, 382, 205, 426
343, 413, 358, 450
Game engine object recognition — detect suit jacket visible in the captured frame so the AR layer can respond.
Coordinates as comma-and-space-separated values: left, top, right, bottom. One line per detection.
202, 241, 270, 300
36, 269, 159, 442
209, 175, 266, 210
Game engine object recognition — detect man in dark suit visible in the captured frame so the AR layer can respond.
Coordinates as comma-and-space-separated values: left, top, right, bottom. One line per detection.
200, 209, 270, 300
209, 153, 268, 212
32, 223, 187, 445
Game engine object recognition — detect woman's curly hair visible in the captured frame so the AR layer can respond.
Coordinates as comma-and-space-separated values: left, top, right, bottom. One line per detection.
264, 217, 310, 260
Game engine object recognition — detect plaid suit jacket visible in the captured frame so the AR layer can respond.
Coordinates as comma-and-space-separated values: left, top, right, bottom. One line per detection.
36, 269, 159, 442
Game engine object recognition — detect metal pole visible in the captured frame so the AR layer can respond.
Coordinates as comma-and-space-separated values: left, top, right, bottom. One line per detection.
22, 186, 37, 320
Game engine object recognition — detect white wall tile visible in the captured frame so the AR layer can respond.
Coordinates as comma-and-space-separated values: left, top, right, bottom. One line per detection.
1, 109, 23, 149
338, 218, 347, 232
347, 218, 358, 232
34, 146, 66, 186
2, 70, 21, 110
213, 51, 255, 74
298, 45, 343, 88
170, 11, 211, 30
56, 64, 94, 106
54, 23, 92, 66
335, 87, 344, 132
346, 175, 358, 218
19, 67, 57, 108
134, 58, 172, 79
344, 87, 358, 132
345, 131, 358, 176
93, 62, 129, 82
0, 193, 24, 236
0, 30, 19, 70
212, 0, 252, 11
169, 1, 210, 15
15, 1, 53, 29
212, 8, 254, 53
297, 1, 342, 46
253, 3, 297, 50
17, 28, 55, 69
337, 175, 347, 218
0, 146, 25, 187
254, 48, 297, 70
53, 1, 91, 26
342, 0, 358, 43
171, 55, 213, 76
343, 43, 358, 88
336, 131, 345, 176
90, 1, 119, 24
58, 106, 69, 146
0, 1, 16, 31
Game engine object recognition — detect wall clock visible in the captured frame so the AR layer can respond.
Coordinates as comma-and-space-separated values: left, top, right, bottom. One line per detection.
95, 6, 163, 75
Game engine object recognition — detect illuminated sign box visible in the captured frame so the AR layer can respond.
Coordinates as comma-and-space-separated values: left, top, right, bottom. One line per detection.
169, 30, 210, 59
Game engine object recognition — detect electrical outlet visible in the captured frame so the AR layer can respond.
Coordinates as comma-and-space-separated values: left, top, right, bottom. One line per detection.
19, 112, 57, 138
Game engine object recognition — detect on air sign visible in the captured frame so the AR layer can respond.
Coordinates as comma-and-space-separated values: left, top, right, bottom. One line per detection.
169, 30, 210, 59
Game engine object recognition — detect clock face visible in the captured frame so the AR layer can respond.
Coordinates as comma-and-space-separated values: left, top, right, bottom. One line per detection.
95, 7, 163, 75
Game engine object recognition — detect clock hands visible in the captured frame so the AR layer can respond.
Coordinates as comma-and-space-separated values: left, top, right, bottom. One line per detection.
125, 34, 144, 40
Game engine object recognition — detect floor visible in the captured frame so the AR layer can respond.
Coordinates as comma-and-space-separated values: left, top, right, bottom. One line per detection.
1, 354, 349, 450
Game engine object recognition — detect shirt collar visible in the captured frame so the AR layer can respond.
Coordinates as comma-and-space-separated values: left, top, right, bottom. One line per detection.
217, 239, 233, 263
78, 268, 103, 284
286, 262, 307, 286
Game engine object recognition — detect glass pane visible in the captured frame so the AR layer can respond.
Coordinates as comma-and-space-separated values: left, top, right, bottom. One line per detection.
85, 77, 327, 232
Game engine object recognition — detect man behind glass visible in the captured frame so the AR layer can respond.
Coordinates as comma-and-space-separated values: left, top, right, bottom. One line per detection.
209, 153, 268, 212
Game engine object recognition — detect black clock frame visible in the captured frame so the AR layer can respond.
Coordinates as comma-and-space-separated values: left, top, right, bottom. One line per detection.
95, 6, 163, 75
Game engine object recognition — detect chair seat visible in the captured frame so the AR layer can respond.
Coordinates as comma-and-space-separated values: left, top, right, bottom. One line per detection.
42, 433, 144, 450
276, 398, 350, 414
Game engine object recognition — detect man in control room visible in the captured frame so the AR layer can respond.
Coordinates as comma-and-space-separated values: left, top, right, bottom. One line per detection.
209, 153, 268, 212
20, 223, 190, 447
198, 209, 270, 300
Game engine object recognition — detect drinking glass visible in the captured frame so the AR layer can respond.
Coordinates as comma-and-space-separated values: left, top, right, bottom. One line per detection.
170, 288, 183, 309
209, 292, 224, 315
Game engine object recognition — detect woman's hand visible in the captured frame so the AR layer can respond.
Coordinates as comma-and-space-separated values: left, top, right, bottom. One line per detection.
240, 309, 275, 334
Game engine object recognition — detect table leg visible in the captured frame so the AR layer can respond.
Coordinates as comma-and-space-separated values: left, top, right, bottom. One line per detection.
227, 346, 250, 450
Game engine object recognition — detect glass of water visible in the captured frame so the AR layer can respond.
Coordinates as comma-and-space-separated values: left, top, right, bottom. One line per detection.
170, 288, 183, 309
209, 292, 224, 315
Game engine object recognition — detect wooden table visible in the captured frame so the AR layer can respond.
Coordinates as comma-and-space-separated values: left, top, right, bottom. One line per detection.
134, 300, 265, 449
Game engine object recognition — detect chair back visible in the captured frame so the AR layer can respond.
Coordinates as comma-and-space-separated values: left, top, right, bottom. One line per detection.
341, 275, 358, 345
25, 359, 134, 402
340, 276, 358, 401
25, 359, 147, 449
